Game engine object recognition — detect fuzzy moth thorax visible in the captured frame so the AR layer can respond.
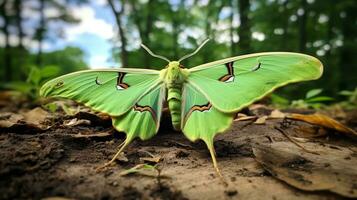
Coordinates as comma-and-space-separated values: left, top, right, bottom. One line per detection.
160, 61, 190, 87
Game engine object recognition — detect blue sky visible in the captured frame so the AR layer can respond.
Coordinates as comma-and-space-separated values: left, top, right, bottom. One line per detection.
44, 0, 118, 68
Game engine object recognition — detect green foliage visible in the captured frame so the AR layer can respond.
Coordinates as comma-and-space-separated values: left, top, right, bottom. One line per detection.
290, 88, 334, 109
271, 88, 335, 109
43, 102, 59, 113
6, 65, 61, 100
39, 47, 87, 74
337, 87, 357, 109
270, 93, 290, 108
119, 164, 158, 176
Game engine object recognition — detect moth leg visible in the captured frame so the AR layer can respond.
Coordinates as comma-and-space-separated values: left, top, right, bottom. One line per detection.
96, 139, 130, 172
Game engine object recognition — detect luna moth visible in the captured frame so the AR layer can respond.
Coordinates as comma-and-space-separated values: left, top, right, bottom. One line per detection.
40, 39, 323, 177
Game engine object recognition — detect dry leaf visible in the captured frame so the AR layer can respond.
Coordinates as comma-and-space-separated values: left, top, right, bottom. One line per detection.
74, 131, 112, 138
140, 156, 163, 163
23, 107, 49, 129
0, 113, 23, 128
253, 142, 357, 198
269, 109, 286, 119
254, 116, 268, 124
0, 108, 50, 130
234, 115, 257, 122
287, 113, 357, 137
63, 118, 91, 127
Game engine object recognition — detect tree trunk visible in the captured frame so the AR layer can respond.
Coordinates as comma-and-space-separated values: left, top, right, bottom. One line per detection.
130, 0, 155, 66
0, 0, 12, 82
281, 0, 289, 50
339, 4, 356, 90
36, 0, 45, 67
298, 0, 307, 52
172, 17, 179, 59
238, 0, 251, 54
229, 0, 235, 56
14, 0, 26, 79
108, 0, 128, 67
14, 0, 24, 49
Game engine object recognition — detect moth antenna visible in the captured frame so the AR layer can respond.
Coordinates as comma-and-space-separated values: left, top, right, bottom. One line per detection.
178, 38, 210, 62
140, 43, 170, 63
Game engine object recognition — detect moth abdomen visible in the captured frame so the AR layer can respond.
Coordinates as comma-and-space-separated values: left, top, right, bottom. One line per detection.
167, 87, 182, 131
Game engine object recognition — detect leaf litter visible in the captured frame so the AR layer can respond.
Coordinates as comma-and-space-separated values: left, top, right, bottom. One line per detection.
0, 101, 356, 199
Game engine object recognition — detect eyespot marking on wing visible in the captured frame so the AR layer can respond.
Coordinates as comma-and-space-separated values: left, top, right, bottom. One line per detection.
55, 81, 64, 88
95, 76, 102, 85
219, 61, 235, 83
116, 72, 130, 90
224, 76, 235, 83
251, 62, 261, 71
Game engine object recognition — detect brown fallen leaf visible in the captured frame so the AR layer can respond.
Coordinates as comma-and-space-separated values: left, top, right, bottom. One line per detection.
254, 116, 268, 124
0, 108, 50, 130
140, 156, 163, 163
253, 142, 357, 198
287, 113, 357, 137
0, 112, 23, 128
269, 109, 286, 119
23, 107, 50, 129
74, 131, 112, 138
63, 118, 91, 127
234, 115, 257, 122
248, 104, 272, 116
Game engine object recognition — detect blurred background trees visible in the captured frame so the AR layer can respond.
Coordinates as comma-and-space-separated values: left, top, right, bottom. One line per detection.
0, 0, 356, 101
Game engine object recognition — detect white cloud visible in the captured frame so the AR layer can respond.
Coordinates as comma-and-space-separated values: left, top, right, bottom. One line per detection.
65, 6, 114, 41
89, 54, 112, 68
95, 0, 108, 6
44, 7, 61, 18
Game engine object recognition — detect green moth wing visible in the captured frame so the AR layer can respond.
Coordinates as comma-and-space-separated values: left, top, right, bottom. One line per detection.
181, 83, 234, 143
181, 83, 234, 177
40, 68, 165, 170
112, 84, 166, 142
182, 52, 323, 178
40, 69, 160, 116
188, 52, 323, 113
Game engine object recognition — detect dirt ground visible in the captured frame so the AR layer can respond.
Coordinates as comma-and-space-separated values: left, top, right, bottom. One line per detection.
0, 105, 356, 200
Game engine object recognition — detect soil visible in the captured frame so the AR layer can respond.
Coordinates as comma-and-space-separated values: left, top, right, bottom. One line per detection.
0, 107, 356, 200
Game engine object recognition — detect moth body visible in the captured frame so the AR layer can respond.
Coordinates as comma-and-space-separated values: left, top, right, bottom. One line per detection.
161, 61, 189, 130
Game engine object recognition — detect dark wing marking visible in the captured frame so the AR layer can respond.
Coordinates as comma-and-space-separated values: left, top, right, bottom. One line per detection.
251, 62, 261, 71
95, 76, 102, 85
133, 103, 157, 122
219, 61, 235, 83
116, 72, 130, 90
55, 81, 64, 88
183, 102, 212, 124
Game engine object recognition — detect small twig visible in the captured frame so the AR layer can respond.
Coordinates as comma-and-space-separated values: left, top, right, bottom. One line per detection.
274, 126, 320, 155
138, 150, 156, 158
168, 140, 194, 149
